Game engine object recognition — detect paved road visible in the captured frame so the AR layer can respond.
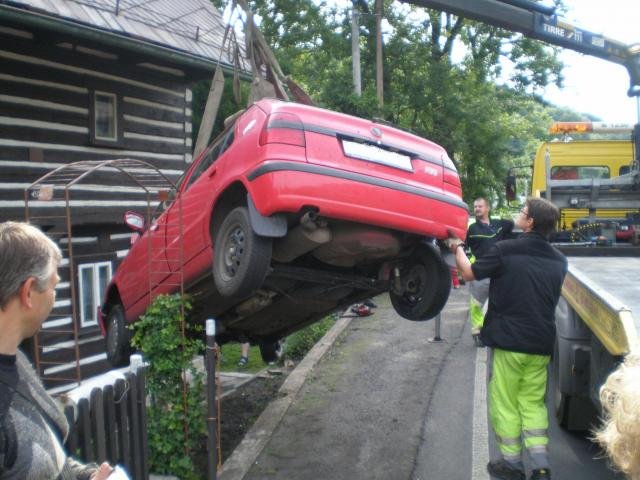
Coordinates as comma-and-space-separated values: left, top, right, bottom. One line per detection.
241, 287, 622, 480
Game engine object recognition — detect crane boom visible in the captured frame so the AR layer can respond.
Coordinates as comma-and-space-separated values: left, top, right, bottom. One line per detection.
399, 0, 640, 96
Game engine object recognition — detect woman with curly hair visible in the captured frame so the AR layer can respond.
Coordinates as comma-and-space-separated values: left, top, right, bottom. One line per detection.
594, 349, 640, 479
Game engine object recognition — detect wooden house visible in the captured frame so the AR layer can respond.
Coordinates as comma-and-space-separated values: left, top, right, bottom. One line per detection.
0, 0, 247, 391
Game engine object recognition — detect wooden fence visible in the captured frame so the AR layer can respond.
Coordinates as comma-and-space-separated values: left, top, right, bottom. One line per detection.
63, 369, 149, 480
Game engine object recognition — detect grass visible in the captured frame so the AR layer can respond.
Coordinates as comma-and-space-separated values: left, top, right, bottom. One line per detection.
217, 315, 337, 373
218, 343, 267, 374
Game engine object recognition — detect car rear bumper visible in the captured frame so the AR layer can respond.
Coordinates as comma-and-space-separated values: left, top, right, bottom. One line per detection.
247, 161, 469, 239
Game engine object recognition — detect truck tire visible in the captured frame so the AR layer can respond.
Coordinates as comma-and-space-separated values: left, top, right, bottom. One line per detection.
389, 243, 451, 320
552, 337, 598, 431
105, 304, 133, 367
213, 206, 272, 297
552, 338, 571, 428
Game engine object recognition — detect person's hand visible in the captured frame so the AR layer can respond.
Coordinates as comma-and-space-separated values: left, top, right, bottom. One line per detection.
445, 229, 464, 253
91, 462, 114, 480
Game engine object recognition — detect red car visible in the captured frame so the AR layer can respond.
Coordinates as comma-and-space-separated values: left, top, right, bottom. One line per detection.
100, 99, 468, 366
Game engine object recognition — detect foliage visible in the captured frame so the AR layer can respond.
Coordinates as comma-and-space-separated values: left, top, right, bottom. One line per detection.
210, 0, 589, 207
130, 294, 205, 480
283, 315, 335, 360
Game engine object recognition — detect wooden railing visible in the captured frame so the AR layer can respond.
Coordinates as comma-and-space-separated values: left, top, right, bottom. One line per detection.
63, 369, 149, 480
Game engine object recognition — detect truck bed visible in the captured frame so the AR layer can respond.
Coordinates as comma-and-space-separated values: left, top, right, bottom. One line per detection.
568, 257, 640, 318
564, 256, 640, 353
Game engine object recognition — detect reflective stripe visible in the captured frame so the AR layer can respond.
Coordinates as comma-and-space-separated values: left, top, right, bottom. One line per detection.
468, 227, 503, 240
528, 445, 550, 470
527, 445, 548, 454
496, 435, 521, 446
503, 452, 522, 463
523, 429, 548, 438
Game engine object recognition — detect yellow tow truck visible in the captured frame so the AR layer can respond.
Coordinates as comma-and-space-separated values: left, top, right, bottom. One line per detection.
509, 121, 640, 430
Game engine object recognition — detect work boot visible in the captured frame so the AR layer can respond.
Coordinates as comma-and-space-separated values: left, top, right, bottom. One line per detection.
472, 333, 485, 348
530, 468, 551, 480
487, 460, 525, 480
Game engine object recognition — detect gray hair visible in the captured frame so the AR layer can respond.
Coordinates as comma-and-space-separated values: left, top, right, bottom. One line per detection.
0, 222, 62, 309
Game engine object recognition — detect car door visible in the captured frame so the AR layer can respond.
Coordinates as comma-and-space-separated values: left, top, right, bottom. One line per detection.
117, 205, 173, 313
164, 127, 235, 274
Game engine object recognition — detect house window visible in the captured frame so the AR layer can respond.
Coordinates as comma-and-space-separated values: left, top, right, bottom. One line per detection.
79, 262, 112, 327
92, 91, 118, 142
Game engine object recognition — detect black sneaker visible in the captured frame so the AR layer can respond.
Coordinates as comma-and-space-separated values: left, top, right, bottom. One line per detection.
530, 468, 551, 480
472, 334, 485, 348
487, 460, 525, 480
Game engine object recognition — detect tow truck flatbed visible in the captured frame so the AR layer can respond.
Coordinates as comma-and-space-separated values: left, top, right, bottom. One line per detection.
561, 257, 639, 356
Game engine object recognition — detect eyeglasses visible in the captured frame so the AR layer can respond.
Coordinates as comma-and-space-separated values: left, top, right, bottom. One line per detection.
520, 208, 530, 218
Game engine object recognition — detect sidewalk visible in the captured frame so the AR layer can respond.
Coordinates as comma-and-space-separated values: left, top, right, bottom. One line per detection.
219, 288, 470, 480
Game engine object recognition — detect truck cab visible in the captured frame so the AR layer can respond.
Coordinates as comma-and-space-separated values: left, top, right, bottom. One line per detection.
530, 137, 634, 232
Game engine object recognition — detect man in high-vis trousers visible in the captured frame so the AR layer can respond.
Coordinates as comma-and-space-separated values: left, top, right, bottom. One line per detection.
448, 198, 567, 480
466, 197, 513, 347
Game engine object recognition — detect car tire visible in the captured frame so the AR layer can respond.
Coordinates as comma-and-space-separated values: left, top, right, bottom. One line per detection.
259, 339, 283, 364
105, 304, 133, 367
213, 206, 272, 297
389, 244, 451, 321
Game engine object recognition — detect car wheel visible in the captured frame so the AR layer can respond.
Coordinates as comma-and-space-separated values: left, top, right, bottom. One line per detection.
213, 206, 272, 297
105, 304, 133, 367
389, 244, 451, 321
259, 339, 283, 364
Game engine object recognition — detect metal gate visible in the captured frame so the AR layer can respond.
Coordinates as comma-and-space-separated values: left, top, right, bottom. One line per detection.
25, 158, 181, 391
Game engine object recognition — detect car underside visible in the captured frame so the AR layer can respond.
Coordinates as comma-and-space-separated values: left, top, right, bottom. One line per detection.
188, 208, 451, 348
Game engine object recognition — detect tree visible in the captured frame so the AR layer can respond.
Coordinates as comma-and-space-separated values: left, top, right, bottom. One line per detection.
206, 0, 569, 205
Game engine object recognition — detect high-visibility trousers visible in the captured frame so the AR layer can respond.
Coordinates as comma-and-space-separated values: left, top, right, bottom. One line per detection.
488, 348, 551, 470
468, 277, 489, 334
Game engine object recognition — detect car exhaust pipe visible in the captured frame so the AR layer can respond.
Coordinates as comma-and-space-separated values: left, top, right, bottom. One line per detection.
272, 211, 332, 263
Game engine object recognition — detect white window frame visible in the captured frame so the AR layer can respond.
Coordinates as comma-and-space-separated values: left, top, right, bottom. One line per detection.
94, 91, 118, 141
78, 261, 112, 328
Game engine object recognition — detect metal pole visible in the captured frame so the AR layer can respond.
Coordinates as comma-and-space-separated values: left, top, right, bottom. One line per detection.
429, 313, 444, 343
351, 8, 361, 96
205, 319, 218, 480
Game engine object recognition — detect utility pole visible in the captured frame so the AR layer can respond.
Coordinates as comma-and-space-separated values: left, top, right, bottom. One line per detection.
351, 6, 361, 96
375, 0, 383, 106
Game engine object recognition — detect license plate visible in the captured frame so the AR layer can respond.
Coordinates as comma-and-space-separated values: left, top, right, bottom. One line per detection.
342, 140, 413, 172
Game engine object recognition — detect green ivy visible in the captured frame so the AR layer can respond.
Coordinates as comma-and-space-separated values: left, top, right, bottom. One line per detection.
283, 315, 335, 360
130, 294, 205, 480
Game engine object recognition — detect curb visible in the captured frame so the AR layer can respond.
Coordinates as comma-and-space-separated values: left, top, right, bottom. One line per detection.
218, 315, 353, 480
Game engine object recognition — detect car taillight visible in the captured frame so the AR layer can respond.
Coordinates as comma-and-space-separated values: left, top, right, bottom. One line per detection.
259, 112, 305, 147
